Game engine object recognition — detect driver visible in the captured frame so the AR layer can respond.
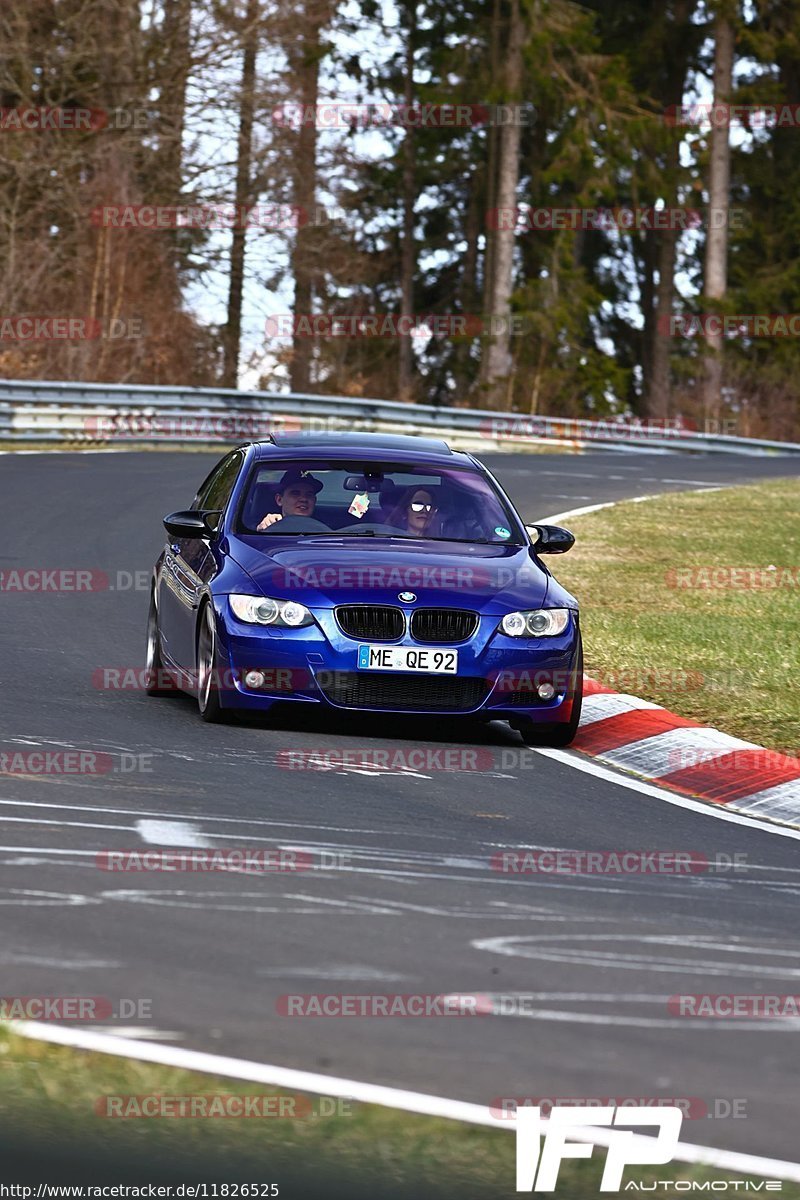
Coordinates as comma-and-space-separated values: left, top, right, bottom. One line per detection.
257, 468, 324, 530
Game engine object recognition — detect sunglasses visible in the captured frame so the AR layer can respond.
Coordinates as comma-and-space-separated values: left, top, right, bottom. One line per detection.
409, 502, 437, 513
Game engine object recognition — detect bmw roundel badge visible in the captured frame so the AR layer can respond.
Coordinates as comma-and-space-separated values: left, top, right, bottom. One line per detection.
398, 591, 416, 603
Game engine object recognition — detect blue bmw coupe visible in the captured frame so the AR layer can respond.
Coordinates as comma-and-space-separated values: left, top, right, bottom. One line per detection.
146, 432, 583, 745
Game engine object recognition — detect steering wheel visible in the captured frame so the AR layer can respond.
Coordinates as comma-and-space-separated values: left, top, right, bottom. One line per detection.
257, 514, 331, 534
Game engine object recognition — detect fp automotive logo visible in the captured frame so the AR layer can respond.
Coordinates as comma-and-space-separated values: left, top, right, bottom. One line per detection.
515, 1105, 683, 1191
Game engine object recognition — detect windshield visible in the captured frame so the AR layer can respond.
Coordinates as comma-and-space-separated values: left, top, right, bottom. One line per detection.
236, 460, 524, 545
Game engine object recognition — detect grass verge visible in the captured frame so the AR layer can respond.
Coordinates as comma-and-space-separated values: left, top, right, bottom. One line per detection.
551, 478, 800, 752
1, 1027, 798, 1196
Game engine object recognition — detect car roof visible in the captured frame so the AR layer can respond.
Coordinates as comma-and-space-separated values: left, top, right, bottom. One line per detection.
247, 431, 476, 467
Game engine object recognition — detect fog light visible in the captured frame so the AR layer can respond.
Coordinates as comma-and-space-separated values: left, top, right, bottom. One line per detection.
537, 682, 555, 700
244, 670, 266, 688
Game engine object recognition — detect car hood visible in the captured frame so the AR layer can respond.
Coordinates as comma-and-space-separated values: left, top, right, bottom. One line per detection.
226, 535, 573, 614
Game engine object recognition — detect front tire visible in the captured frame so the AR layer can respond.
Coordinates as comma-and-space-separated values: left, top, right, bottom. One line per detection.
196, 602, 226, 722
519, 636, 583, 748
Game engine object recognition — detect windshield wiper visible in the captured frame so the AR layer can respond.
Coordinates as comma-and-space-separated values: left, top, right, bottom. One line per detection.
424, 535, 492, 544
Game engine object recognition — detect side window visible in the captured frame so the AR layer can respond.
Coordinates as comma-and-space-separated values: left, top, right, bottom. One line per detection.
193, 452, 244, 522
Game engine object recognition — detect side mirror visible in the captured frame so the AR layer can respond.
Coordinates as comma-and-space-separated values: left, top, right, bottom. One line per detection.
526, 523, 575, 554
163, 510, 215, 539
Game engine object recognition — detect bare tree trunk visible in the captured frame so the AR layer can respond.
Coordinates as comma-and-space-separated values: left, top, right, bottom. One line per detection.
648, 133, 681, 419
157, 0, 191, 198
480, 0, 524, 409
481, 0, 502, 322
640, 0, 693, 419
702, 8, 734, 421
222, 0, 258, 389
289, 2, 328, 394
156, 0, 191, 305
398, 1, 417, 402
649, 228, 677, 419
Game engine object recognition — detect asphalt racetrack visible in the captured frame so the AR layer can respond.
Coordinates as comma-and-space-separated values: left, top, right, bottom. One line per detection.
1, 448, 799, 1164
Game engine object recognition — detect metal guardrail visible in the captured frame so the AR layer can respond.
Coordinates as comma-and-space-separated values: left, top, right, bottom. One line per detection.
1, 378, 799, 456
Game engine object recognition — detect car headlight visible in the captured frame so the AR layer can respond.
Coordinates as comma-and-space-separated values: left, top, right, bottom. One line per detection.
500, 608, 571, 637
229, 594, 313, 628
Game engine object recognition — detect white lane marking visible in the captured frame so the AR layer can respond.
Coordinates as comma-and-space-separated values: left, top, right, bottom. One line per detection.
0, 798, 461, 842
471, 933, 800, 977
579, 693, 661, 725
536, 500, 618, 523
659, 477, 722, 486
0, 953, 120, 967
0, 889, 100, 906
536, 484, 732, 526
255, 965, 408, 981
97, 887, 632, 915
338, 896, 600, 919
0, 816, 133, 832
83, 1026, 182, 1040
599, 728, 759, 778
508, 469, 605, 478
99, 889, 396, 916
135, 819, 213, 847
460, 995, 800, 1032
0, 849, 713, 899
530, 749, 800, 840
11, 1022, 800, 1182
3, 836, 800, 908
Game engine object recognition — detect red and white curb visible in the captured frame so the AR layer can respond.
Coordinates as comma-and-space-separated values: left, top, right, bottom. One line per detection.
575, 676, 800, 829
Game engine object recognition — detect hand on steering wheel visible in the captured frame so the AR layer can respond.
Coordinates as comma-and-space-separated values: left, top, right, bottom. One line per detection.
257, 512, 282, 530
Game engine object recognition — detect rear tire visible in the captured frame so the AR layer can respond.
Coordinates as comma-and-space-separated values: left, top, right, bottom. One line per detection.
518, 636, 583, 748
145, 591, 173, 696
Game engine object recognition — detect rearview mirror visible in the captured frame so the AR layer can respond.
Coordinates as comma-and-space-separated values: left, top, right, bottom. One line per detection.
525, 523, 575, 554
163, 510, 215, 539
343, 475, 383, 493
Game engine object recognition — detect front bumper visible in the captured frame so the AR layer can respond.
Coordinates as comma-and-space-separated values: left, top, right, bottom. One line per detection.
212, 602, 580, 723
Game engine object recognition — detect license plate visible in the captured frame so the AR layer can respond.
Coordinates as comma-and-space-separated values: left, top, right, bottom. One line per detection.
357, 645, 458, 674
